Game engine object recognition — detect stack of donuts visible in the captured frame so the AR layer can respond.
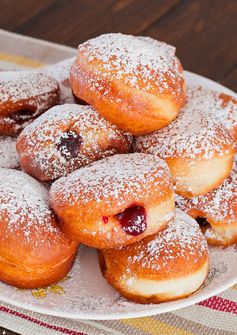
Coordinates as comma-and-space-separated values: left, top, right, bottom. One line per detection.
0, 33, 236, 304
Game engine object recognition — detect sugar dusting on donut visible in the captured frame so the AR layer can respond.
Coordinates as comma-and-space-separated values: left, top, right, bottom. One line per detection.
0, 137, 19, 168
0, 71, 59, 133
41, 58, 76, 103
42, 58, 75, 84
187, 86, 237, 132
121, 209, 207, 270
176, 162, 237, 224
76, 33, 183, 95
18, 104, 133, 179
51, 153, 171, 207
0, 71, 58, 104
0, 169, 59, 243
135, 88, 235, 160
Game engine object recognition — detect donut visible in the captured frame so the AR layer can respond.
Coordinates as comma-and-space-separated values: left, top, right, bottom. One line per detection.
99, 208, 208, 304
0, 71, 59, 136
17, 104, 133, 181
186, 86, 237, 140
41, 58, 79, 104
70, 33, 186, 135
0, 136, 19, 169
135, 89, 237, 197
176, 161, 237, 246
50, 153, 175, 249
0, 169, 78, 289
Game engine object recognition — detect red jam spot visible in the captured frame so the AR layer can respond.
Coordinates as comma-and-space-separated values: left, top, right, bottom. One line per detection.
115, 206, 147, 236
102, 216, 109, 224
56, 131, 82, 160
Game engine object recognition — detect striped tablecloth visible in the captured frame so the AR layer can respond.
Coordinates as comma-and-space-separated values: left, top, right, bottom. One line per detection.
0, 29, 237, 335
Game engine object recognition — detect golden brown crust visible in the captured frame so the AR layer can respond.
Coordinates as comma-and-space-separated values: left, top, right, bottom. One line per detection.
184, 86, 237, 142
134, 99, 237, 161
50, 153, 175, 248
59, 206, 173, 249
16, 104, 133, 181
0, 71, 59, 136
176, 161, 237, 245
135, 86, 237, 196
99, 209, 208, 303
99, 248, 207, 304
70, 33, 186, 135
0, 169, 78, 289
0, 247, 77, 289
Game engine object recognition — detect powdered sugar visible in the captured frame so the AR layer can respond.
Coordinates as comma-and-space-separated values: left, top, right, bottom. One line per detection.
50, 153, 171, 208
118, 209, 207, 270
41, 58, 76, 103
0, 136, 19, 168
176, 162, 237, 224
17, 104, 133, 180
186, 86, 237, 133
77, 33, 183, 95
0, 71, 58, 104
135, 87, 235, 160
0, 169, 59, 243
0, 71, 59, 134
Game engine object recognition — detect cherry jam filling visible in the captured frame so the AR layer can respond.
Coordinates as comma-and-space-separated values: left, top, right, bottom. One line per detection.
196, 217, 210, 235
115, 205, 147, 236
102, 216, 109, 224
56, 130, 82, 160
196, 217, 209, 227
10, 109, 34, 123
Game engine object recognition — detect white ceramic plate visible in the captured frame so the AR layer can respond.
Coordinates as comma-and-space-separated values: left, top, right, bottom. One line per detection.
0, 71, 237, 320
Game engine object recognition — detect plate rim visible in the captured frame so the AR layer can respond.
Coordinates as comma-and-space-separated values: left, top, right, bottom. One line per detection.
0, 275, 237, 320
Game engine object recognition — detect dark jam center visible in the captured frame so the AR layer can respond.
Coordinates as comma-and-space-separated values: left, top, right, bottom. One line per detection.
115, 206, 147, 236
196, 217, 209, 227
10, 109, 33, 123
56, 131, 82, 160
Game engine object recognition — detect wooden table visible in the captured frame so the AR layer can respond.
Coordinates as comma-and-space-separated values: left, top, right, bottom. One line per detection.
0, 0, 237, 334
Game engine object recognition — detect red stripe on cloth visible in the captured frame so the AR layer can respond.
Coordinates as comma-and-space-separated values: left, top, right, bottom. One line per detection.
198, 296, 237, 314
0, 305, 86, 335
